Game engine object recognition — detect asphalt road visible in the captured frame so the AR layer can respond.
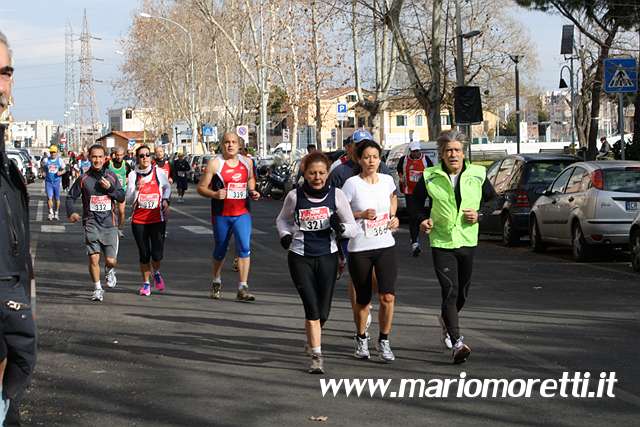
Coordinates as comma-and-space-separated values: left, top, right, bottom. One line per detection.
21, 181, 640, 426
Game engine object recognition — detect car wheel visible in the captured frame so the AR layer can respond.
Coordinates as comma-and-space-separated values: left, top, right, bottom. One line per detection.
572, 222, 592, 262
530, 216, 546, 253
502, 214, 519, 246
631, 230, 640, 273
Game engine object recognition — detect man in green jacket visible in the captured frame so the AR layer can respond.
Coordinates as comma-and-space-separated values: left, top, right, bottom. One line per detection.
410, 130, 495, 364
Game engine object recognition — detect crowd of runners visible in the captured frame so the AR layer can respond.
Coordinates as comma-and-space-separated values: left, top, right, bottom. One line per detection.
54, 129, 491, 375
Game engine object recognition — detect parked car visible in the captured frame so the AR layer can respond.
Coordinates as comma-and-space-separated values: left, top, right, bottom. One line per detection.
530, 161, 640, 261
479, 154, 578, 245
192, 155, 212, 184
630, 212, 640, 272
7, 149, 35, 183
385, 141, 439, 211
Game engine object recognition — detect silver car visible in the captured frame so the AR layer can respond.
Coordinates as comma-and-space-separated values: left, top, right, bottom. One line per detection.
530, 161, 640, 261
630, 213, 640, 272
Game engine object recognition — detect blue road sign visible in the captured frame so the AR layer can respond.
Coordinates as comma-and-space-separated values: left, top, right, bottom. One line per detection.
128, 139, 136, 149
604, 58, 637, 94
337, 103, 348, 113
202, 124, 214, 137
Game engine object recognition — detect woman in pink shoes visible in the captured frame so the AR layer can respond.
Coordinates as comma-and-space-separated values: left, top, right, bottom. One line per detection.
126, 145, 171, 296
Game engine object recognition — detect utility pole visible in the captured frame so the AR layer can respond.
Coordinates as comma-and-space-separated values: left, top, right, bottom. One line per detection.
509, 55, 522, 154
78, 9, 101, 149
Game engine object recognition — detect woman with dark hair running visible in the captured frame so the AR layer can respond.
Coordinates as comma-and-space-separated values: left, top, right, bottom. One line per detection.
276, 151, 358, 374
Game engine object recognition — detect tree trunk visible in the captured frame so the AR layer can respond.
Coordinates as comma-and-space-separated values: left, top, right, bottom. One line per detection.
428, 0, 443, 140
587, 28, 618, 160
290, 106, 299, 153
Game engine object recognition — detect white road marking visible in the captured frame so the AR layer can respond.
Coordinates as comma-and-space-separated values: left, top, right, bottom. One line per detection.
181, 225, 211, 235
35, 200, 44, 222
170, 206, 269, 236
40, 225, 66, 233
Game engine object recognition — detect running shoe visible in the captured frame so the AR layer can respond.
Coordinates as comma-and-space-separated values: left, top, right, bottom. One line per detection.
210, 281, 222, 299
105, 268, 117, 288
47, 211, 53, 221
53, 211, 59, 221
437, 315, 453, 350
91, 288, 104, 302
308, 354, 324, 374
236, 286, 255, 302
353, 335, 370, 359
377, 339, 395, 362
139, 283, 151, 296
452, 336, 471, 364
153, 272, 166, 292
232, 257, 239, 272
411, 242, 421, 257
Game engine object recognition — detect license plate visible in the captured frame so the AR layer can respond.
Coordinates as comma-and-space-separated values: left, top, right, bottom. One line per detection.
627, 201, 639, 211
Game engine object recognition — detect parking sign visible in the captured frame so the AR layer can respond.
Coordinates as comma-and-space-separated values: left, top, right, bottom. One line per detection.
337, 103, 348, 121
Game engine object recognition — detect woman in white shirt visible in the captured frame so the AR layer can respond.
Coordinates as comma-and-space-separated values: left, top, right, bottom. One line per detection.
341, 139, 399, 363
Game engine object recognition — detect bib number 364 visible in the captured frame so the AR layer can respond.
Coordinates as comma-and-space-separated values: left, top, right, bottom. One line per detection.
364, 213, 390, 238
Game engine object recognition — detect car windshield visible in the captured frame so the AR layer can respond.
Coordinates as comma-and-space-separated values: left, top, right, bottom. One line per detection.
526, 161, 574, 185
603, 169, 640, 193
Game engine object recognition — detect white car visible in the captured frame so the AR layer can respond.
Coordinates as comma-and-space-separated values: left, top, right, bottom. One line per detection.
630, 213, 640, 272
385, 141, 439, 210
6, 152, 27, 180
530, 161, 640, 261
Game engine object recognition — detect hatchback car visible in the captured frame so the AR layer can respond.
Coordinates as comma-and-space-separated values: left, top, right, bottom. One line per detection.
479, 154, 578, 245
629, 212, 640, 272
530, 161, 640, 261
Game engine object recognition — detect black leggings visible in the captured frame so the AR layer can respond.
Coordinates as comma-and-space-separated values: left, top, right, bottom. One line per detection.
431, 246, 475, 342
405, 194, 420, 244
288, 252, 339, 323
348, 246, 397, 305
132, 222, 166, 264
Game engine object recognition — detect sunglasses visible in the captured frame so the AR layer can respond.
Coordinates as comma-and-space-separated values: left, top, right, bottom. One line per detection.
0, 66, 14, 79
138, 153, 151, 159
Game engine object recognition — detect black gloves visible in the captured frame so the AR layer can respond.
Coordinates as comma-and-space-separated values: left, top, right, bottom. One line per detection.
330, 213, 345, 236
280, 234, 293, 250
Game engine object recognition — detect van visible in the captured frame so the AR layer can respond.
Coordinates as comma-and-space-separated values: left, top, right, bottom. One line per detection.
385, 141, 439, 211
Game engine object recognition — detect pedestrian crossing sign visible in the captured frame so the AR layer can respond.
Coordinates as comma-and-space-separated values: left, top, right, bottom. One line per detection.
604, 58, 637, 94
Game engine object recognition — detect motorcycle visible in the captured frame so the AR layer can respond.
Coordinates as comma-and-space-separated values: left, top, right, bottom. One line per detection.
266, 163, 291, 200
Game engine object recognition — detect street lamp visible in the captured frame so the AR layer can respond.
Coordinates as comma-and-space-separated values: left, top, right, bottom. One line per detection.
139, 12, 198, 155
559, 64, 576, 149
455, 0, 482, 159
508, 54, 523, 154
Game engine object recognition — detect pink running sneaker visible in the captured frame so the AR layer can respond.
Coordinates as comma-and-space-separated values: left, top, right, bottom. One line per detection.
153, 272, 166, 292
139, 283, 151, 296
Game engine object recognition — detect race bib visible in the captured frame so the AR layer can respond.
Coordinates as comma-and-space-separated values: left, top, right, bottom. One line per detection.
364, 212, 390, 238
409, 170, 422, 182
298, 206, 330, 231
90, 195, 111, 212
48, 164, 58, 174
177, 171, 186, 177
138, 193, 159, 210
227, 182, 247, 199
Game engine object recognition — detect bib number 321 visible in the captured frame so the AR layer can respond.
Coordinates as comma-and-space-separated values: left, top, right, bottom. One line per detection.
299, 206, 330, 231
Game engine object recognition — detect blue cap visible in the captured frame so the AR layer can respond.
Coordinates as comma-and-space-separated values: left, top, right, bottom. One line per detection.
352, 129, 374, 144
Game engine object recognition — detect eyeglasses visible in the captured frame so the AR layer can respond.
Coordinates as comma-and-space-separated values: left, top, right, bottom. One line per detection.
138, 153, 151, 159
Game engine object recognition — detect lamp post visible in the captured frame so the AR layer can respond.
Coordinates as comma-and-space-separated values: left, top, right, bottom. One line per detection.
455, 0, 481, 159
140, 12, 197, 155
508, 55, 522, 154
559, 62, 576, 148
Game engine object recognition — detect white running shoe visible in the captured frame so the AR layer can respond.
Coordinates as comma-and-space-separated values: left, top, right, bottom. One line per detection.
47, 211, 53, 221
91, 289, 104, 302
106, 269, 117, 288
53, 211, 59, 221
377, 339, 395, 362
353, 335, 370, 359
438, 315, 453, 349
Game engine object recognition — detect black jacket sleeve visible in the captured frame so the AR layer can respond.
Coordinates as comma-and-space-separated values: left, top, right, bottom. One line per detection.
65, 177, 82, 218
396, 156, 405, 175
409, 176, 431, 225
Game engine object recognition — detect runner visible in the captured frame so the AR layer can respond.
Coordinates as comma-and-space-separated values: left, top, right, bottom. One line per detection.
66, 144, 125, 302
44, 145, 65, 221
197, 131, 260, 302
173, 152, 191, 203
276, 151, 358, 374
341, 139, 399, 362
126, 145, 171, 296
154, 146, 173, 184
106, 147, 131, 238
409, 130, 495, 364
78, 152, 91, 175
397, 141, 433, 256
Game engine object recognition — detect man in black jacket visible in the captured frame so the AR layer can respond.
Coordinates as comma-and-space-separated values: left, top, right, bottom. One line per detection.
0, 29, 37, 426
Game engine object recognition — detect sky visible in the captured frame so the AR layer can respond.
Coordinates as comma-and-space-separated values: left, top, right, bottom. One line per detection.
1, 1, 571, 124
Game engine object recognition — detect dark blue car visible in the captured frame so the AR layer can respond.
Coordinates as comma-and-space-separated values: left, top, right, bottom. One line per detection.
480, 153, 578, 245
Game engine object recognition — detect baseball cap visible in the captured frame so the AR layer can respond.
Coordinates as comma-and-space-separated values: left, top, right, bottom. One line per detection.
352, 129, 374, 144
49, 145, 58, 153
409, 141, 421, 151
